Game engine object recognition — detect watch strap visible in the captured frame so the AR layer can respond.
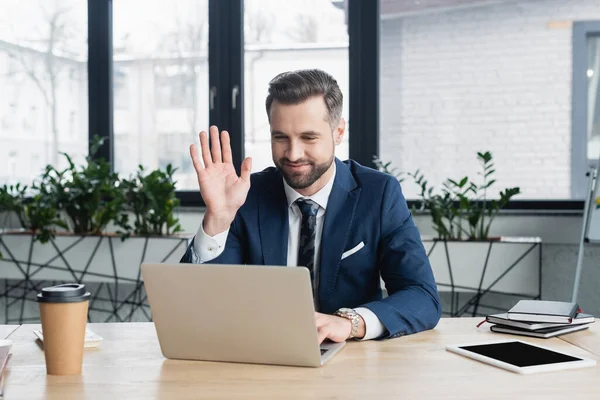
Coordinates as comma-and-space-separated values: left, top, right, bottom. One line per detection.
335, 308, 360, 339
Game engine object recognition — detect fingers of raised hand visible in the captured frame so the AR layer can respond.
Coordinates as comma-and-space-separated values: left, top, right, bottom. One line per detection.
221, 130, 233, 164
240, 157, 252, 182
209, 125, 222, 164
189, 143, 204, 175
199, 130, 212, 167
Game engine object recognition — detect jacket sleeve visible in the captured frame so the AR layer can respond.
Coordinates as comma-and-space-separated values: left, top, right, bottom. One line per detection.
180, 217, 245, 264
360, 176, 442, 338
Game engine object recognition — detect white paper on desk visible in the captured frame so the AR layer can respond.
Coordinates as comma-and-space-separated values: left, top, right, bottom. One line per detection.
33, 329, 103, 348
0, 340, 11, 375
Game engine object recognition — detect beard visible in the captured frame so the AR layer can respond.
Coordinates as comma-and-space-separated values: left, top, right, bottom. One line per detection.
276, 155, 334, 190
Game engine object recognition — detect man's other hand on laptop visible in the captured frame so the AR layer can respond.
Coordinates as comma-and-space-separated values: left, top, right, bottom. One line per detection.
315, 312, 366, 343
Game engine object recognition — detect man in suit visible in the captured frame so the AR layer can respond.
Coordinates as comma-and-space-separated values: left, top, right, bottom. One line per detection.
181, 69, 441, 343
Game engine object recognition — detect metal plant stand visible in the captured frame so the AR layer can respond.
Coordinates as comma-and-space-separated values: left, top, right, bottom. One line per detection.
0, 233, 189, 324
423, 237, 542, 317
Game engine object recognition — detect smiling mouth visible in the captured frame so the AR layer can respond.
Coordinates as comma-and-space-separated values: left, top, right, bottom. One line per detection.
286, 163, 310, 169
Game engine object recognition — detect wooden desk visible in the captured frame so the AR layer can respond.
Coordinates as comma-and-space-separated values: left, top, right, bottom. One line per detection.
2, 319, 600, 399
0, 325, 19, 340
558, 319, 600, 357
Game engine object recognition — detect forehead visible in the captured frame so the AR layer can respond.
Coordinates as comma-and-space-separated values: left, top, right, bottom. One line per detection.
269, 96, 330, 129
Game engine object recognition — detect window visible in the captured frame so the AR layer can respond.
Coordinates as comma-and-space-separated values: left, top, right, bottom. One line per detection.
158, 132, 195, 186
69, 110, 76, 138
114, 68, 129, 109
571, 22, 600, 200
155, 65, 196, 109
0, 0, 88, 185
587, 36, 600, 159
379, 0, 598, 200
113, 0, 209, 189
0, 1, 382, 207
113, 134, 129, 174
244, 0, 350, 173
7, 152, 18, 182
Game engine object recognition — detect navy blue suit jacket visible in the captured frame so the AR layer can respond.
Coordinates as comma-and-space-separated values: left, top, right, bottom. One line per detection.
181, 158, 441, 338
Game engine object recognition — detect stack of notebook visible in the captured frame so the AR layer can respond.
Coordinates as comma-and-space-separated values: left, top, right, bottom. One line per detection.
484, 300, 595, 339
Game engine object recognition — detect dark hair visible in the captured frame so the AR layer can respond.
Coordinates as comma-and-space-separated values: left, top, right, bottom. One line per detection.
265, 69, 343, 128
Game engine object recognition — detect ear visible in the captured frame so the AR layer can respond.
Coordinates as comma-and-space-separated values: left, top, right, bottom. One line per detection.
334, 118, 346, 146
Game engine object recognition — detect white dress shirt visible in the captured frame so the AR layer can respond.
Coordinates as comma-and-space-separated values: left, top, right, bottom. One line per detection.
191, 163, 386, 340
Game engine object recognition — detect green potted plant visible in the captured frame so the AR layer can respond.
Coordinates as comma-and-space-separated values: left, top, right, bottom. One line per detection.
0, 182, 67, 246
36, 136, 126, 236
0, 136, 124, 244
0, 184, 29, 230
0, 138, 189, 323
374, 151, 540, 318
117, 164, 182, 238
374, 151, 520, 240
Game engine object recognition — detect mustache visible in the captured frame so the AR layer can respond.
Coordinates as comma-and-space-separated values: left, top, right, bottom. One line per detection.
280, 159, 314, 166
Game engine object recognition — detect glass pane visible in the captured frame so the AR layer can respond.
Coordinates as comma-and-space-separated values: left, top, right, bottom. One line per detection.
379, 0, 576, 199
587, 37, 600, 160
0, 0, 88, 186
113, 0, 209, 190
244, 0, 349, 173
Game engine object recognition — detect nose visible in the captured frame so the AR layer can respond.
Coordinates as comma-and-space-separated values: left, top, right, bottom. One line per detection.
286, 140, 304, 162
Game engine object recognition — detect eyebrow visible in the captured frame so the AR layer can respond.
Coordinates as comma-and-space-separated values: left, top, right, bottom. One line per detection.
271, 130, 322, 136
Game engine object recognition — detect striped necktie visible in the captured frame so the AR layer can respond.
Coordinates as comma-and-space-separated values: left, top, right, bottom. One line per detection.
295, 198, 319, 299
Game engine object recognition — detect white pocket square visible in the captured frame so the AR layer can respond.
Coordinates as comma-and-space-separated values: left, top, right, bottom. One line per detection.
341, 241, 365, 260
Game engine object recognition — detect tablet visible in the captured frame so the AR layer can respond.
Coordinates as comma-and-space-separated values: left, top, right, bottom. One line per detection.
446, 339, 596, 374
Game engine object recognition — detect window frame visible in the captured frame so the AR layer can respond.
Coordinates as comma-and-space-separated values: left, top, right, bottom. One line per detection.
572, 21, 600, 202
88, 0, 114, 164
83, 0, 585, 211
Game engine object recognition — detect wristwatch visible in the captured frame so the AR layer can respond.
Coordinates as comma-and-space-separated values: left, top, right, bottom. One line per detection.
334, 308, 361, 339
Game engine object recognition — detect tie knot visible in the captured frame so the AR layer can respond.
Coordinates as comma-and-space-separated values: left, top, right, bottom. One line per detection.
295, 198, 319, 217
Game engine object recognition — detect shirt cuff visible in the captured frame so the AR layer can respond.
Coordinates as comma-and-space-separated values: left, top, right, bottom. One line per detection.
192, 221, 229, 262
354, 307, 387, 341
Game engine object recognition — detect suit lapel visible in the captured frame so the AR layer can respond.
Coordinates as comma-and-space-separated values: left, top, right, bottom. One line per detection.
318, 159, 361, 307
258, 172, 289, 266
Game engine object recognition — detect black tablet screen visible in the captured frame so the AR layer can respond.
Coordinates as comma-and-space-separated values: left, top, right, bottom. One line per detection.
459, 341, 582, 367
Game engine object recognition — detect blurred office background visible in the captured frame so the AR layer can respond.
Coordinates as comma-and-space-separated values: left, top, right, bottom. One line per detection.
1, 0, 600, 322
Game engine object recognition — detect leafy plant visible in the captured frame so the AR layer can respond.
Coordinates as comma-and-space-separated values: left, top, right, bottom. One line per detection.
0, 183, 28, 228
117, 164, 182, 237
24, 191, 69, 244
372, 158, 405, 183
0, 184, 28, 259
40, 136, 125, 235
374, 151, 520, 240
0, 182, 66, 244
0, 136, 183, 245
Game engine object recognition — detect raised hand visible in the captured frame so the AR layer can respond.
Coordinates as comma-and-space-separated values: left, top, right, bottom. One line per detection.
190, 126, 252, 236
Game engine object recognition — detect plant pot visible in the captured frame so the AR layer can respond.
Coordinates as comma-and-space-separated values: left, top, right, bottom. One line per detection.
0, 232, 191, 323
422, 236, 542, 317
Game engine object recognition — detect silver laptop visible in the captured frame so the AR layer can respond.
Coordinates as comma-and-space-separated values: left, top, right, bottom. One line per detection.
141, 263, 346, 367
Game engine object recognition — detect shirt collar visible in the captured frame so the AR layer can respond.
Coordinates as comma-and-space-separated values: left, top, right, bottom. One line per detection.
283, 161, 336, 211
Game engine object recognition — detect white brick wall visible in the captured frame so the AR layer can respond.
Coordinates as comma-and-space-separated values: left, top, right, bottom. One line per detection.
380, 0, 600, 199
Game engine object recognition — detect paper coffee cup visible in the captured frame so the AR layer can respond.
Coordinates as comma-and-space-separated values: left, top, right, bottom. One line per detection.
37, 284, 91, 375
